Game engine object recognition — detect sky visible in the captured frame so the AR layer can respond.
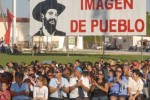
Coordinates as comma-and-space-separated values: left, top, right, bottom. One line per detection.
1, 0, 29, 18
0, 0, 150, 18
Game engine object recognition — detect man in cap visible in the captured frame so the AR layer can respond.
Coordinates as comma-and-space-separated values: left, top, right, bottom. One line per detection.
69, 67, 90, 100
32, 0, 66, 36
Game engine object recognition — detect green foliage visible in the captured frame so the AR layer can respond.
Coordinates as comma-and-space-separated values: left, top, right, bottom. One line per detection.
147, 12, 150, 36
83, 36, 102, 48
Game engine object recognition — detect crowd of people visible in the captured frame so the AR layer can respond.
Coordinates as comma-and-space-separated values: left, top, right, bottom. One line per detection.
0, 58, 150, 100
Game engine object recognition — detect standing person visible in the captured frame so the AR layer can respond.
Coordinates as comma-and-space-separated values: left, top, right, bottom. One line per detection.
33, 44, 38, 53
69, 67, 90, 100
109, 66, 128, 100
0, 82, 11, 100
10, 72, 29, 100
128, 69, 144, 100
49, 68, 69, 100
90, 70, 109, 100
33, 76, 48, 100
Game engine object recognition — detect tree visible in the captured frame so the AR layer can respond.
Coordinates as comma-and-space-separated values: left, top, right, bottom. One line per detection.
147, 12, 150, 36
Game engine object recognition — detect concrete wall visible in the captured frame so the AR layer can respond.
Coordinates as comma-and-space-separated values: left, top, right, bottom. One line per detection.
0, 22, 7, 38
0, 22, 30, 42
115, 36, 150, 50
17, 22, 30, 42
115, 36, 133, 50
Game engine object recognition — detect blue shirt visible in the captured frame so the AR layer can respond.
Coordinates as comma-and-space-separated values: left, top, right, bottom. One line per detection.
108, 76, 114, 83
49, 77, 69, 98
10, 82, 29, 100
109, 76, 128, 96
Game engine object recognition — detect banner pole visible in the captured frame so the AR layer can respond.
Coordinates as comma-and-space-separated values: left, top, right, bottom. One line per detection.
99, 36, 102, 54
12, 0, 16, 46
32, 36, 34, 56
67, 36, 69, 57
47, 36, 48, 52
102, 35, 105, 58
141, 36, 143, 60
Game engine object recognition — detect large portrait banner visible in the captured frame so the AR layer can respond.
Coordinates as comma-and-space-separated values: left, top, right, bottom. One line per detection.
30, 0, 146, 36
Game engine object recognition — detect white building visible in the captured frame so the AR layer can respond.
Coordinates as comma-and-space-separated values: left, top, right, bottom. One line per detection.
0, 17, 83, 50
110, 36, 150, 51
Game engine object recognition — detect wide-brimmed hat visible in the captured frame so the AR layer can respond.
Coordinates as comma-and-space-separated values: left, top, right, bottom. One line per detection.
32, 0, 65, 22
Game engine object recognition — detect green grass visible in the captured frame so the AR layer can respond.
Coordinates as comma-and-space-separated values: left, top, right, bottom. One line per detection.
0, 52, 150, 66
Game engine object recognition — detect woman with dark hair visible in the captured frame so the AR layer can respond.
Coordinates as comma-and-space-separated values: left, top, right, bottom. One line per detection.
91, 70, 109, 100
46, 70, 54, 84
10, 72, 29, 100
109, 66, 128, 100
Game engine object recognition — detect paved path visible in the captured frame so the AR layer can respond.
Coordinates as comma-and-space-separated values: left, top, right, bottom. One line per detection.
75, 49, 150, 55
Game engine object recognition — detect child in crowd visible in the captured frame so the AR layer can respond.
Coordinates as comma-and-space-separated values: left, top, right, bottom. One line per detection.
0, 82, 11, 100
107, 69, 114, 83
33, 76, 48, 100
29, 74, 36, 86
24, 78, 34, 100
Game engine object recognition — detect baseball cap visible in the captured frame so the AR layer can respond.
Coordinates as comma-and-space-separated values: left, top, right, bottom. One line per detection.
75, 67, 83, 73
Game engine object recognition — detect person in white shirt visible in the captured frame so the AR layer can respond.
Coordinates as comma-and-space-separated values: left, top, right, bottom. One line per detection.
49, 67, 69, 100
128, 69, 144, 100
33, 76, 48, 100
69, 67, 90, 100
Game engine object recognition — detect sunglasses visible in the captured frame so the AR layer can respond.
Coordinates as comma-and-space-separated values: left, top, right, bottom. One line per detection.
48, 74, 53, 77
116, 70, 122, 73
98, 73, 103, 75
54, 71, 60, 73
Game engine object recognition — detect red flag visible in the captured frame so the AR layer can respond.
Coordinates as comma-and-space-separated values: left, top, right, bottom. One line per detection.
4, 9, 14, 45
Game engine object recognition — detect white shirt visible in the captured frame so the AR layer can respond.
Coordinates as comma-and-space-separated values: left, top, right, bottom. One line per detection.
128, 77, 143, 95
33, 86, 48, 100
69, 76, 90, 98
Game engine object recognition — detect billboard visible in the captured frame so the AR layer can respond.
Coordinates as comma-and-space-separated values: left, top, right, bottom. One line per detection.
30, 0, 146, 36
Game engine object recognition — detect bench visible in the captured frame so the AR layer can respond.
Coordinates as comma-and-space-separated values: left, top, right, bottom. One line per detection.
22, 48, 32, 53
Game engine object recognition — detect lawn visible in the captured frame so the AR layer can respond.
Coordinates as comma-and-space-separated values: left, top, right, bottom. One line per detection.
0, 52, 150, 66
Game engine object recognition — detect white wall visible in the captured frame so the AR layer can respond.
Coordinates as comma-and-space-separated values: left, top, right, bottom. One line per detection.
0, 22, 7, 38
17, 22, 30, 42
0, 22, 29, 42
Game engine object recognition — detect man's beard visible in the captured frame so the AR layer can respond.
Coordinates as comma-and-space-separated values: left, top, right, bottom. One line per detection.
44, 18, 57, 35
